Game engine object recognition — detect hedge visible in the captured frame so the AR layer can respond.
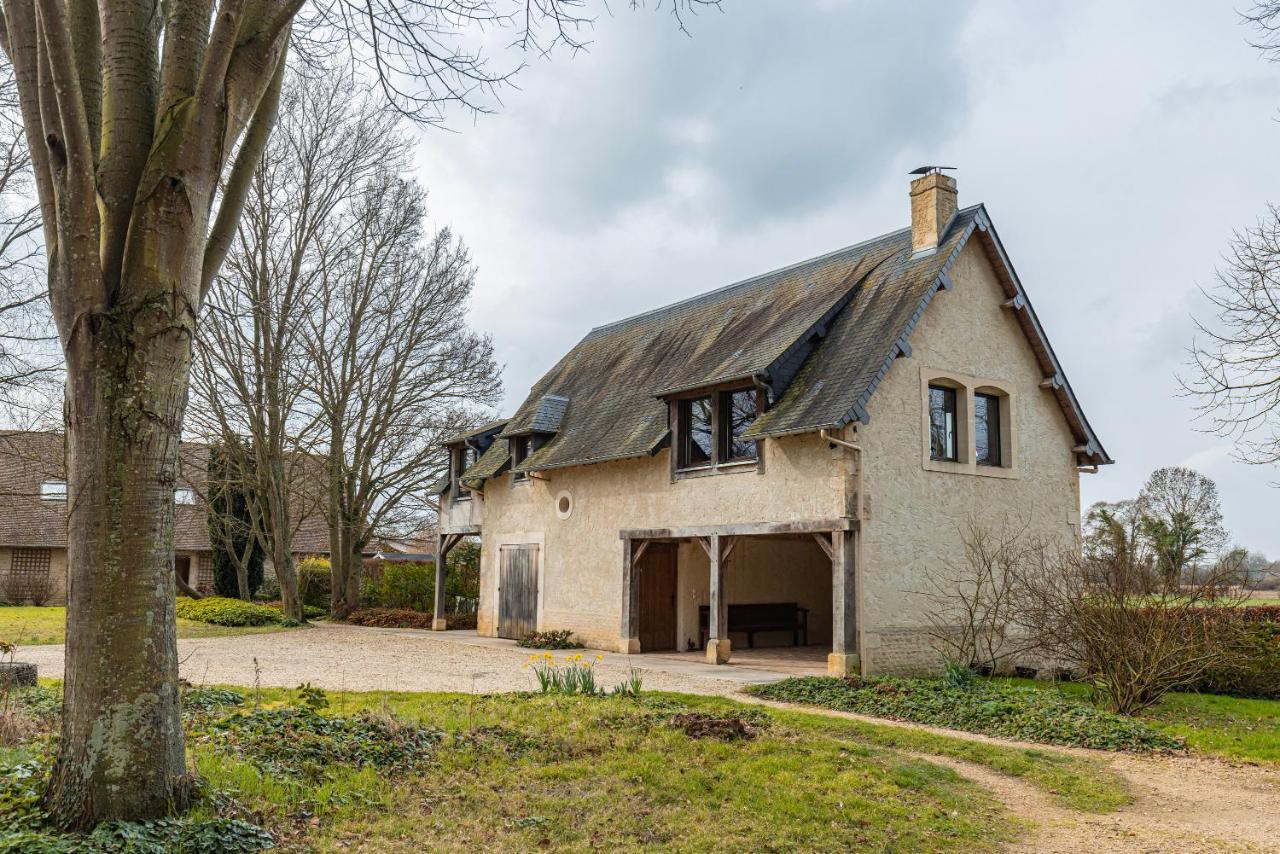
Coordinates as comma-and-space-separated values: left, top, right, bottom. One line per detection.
176, 597, 284, 627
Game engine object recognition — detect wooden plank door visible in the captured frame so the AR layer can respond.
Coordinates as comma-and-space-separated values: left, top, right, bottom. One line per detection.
498, 544, 539, 640
637, 543, 677, 651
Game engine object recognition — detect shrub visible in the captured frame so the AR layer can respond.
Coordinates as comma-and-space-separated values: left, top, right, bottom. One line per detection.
366, 561, 434, 611
296, 558, 332, 609
259, 600, 326, 620
750, 676, 1184, 752
517, 629, 583, 650
345, 608, 434, 629
1185, 619, 1280, 699
175, 596, 283, 627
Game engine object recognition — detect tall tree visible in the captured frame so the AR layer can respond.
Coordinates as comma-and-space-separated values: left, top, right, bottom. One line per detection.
190, 67, 393, 620
309, 172, 500, 618
1136, 466, 1228, 589
0, 0, 716, 827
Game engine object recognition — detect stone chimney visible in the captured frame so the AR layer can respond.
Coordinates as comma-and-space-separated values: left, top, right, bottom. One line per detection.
909, 168, 958, 253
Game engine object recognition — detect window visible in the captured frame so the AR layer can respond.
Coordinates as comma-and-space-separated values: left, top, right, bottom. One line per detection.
453, 446, 474, 498
928, 385, 958, 462
677, 396, 714, 469
719, 388, 759, 462
174, 487, 196, 505
511, 436, 530, 482
975, 392, 1002, 467
39, 481, 66, 501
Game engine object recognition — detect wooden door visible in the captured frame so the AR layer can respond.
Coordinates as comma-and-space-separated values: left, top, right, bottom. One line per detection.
174, 555, 192, 587
637, 543, 677, 651
498, 544, 539, 640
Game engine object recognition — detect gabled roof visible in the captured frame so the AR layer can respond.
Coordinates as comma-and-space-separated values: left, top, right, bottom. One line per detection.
463, 204, 1109, 484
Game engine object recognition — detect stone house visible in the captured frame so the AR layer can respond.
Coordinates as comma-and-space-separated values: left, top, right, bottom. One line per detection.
433, 170, 1111, 675
0, 430, 330, 604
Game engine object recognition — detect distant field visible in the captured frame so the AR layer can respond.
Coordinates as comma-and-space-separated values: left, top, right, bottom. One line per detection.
0, 605, 294, 646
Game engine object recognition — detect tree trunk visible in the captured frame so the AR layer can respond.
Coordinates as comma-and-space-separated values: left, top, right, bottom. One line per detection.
44, 306, 191, 828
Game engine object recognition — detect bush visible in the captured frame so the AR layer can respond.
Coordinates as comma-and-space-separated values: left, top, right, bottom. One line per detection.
365, 561, 434, 611
175, 596, 284, 627
750, 676, 1184, 752
517, 629, 583, 650
259, 600, 327, 620
296, 558, 331, 609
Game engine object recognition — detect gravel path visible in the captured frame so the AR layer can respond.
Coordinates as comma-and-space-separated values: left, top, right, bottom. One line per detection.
17, 622, 751, 696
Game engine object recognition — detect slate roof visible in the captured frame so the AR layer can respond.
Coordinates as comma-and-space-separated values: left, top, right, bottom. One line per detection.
456, 204, 1110, 485
0, 431, 331, 553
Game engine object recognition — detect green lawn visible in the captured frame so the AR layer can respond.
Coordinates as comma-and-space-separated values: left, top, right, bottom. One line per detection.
3, 684, 1135, 851
0, 605, 295, 646
997, 678, 1280, 764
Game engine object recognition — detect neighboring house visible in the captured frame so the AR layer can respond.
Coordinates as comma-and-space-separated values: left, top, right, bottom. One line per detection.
434, 170, 1111, 675
0, 430, 330, 604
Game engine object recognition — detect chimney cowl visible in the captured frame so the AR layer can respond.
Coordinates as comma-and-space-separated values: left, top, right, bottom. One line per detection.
909, 168, 958, 254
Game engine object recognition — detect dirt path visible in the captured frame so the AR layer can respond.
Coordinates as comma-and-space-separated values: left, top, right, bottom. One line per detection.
746, 698, 1280, 853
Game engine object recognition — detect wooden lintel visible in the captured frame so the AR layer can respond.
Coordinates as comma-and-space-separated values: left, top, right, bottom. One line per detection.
811, 532, 833, 560
620, 518, 858, 540
441, 524, 482, 536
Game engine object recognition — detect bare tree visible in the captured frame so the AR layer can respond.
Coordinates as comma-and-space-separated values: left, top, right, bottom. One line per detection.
308, 173, 500, 619
0, 57, 57, 424
191, 68, 399, 621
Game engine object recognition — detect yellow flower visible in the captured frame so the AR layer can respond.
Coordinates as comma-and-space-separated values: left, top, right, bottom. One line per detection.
596, 654, 603, 663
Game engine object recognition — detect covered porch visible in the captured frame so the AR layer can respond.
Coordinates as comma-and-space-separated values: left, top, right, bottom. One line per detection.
619, 519, 861, 677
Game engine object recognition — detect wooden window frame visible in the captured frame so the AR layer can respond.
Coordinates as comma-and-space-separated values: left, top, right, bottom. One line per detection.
928, 383, 959, 462
974, 391, 1002, 467
510, 436, 530, 483
920, 367, 1019, 479
671, 383, 764, 479
452, 446, 473, 500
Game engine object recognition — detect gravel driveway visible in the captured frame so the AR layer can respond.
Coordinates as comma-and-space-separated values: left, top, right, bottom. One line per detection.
17, 623, 771, 696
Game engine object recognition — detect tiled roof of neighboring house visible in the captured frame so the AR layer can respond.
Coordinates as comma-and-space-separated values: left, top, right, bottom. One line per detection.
0, 431, 331, 553
458, 205, 1110, 486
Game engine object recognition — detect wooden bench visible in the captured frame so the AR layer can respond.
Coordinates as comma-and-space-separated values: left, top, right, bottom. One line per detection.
698, 602, 809, 649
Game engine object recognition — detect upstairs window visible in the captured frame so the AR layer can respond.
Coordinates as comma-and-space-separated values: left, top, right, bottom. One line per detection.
719, 388, 759, 462
928, 385, 958, 462
174, 488, 196, 505
453, 446, 475, 498
677, 396, 714, 469
975, 392, 1002, 467
511, 436, 530, 482
39, 481, 66, 501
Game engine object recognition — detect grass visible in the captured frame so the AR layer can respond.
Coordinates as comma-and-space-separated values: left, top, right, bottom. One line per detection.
4, 682, 1137, 850
995, 677, 1280, 765
0, 605, 295, 646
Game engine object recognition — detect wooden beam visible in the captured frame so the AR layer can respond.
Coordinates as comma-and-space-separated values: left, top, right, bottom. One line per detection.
831, 530, 857, 656
708, 533, 726, 647
721, 536, 738, 562
620, 518, 858, 540
811, 532, 833, 560
619, 539, 640, 652
631, 539, 651, 567
695, 536, 713, 559
440, 523, 482, 536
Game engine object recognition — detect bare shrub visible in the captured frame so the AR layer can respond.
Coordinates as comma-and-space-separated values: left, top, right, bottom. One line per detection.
918, 519, 1039, 674
1011, 544, 1250, 715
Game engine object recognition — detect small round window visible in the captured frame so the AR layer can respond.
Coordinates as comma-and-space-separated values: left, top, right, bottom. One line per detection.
555, 490, 573, 520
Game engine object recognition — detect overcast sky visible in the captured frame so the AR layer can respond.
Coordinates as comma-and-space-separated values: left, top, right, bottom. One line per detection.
409, 1, 1280, 554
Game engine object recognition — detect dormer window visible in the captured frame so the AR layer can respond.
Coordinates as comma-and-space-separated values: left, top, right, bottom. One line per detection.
174, 488, 196, 505
676, 386, 759, 473
40, 480, 66, 501
511, 436, 530, 482
452, 446, 475, 499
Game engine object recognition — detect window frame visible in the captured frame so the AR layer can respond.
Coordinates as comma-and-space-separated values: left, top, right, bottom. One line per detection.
928, 384, 959, 463
672, 383, 763, 477
920, 368, 1018, 479
452, 445, 474, 500
718, 387, 761, 464
974, 391, 1002, 467
510, 436, 530, 483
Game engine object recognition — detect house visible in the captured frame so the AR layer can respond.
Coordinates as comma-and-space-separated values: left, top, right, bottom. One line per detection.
433, 170, 1110, 675
0, 430, 330, 604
